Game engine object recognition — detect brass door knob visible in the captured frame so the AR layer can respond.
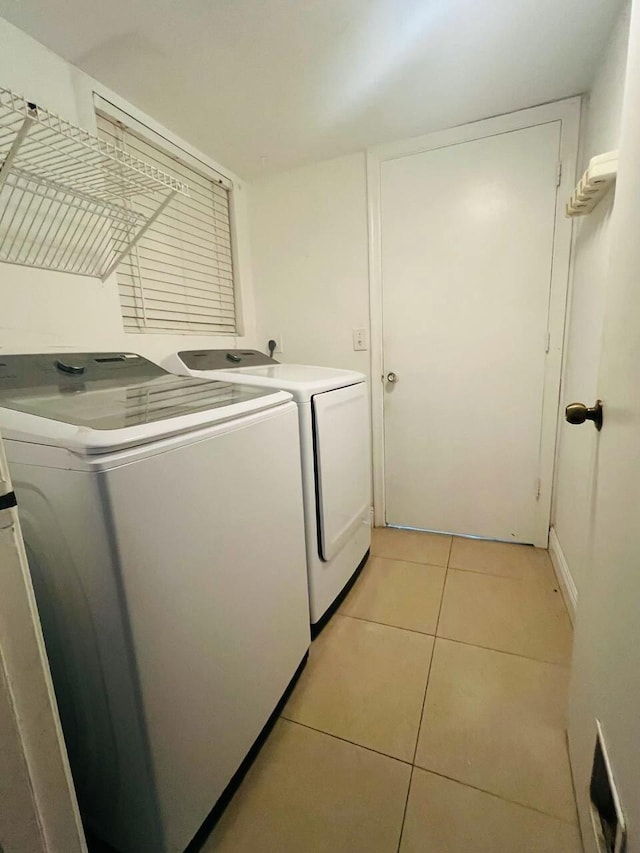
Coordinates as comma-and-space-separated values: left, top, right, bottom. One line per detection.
565, 400, 603, 431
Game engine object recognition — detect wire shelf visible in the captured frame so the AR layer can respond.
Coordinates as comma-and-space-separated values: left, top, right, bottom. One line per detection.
0, 87, 189, 280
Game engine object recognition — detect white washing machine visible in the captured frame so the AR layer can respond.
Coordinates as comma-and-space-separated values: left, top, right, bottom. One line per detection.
0, 352, 310, 853
162, 350, 372, 632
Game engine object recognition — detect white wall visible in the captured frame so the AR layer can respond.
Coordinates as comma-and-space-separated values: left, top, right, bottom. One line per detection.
249, 152, 371, 375
551, 1, 631, 605
0, 17, 257, 361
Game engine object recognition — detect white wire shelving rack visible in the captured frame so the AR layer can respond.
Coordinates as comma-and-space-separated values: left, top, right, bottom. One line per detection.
0, 87, 189, 280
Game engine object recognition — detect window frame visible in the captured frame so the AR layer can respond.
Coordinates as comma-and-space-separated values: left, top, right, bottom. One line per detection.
93, 94, 244, 337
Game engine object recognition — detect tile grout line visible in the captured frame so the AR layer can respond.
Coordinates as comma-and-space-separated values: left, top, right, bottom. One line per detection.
410, 765, 581, 827
396, 540, 452, 851
339, 612, 437, 638
372, 533, 452, 853
397, 635, 437, 852
372, 556, 450, 569
279, 718, 580, 830
434, 632, 572, 668
370, 553, 452, 572
395, 765, 415, 853
411, 562, 448, 765
446, 563, 560, 584
432, 541, 452, 641
280, 716, 413, 766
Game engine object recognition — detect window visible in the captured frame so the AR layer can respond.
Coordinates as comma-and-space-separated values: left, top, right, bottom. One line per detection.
96, 111, 237, 334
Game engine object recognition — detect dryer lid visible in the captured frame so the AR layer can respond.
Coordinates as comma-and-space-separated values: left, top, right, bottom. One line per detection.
168, 350, 366, 402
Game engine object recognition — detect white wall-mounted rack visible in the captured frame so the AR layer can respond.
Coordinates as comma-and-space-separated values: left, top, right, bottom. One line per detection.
0, 87, 189, 280
566, 150, 618, 217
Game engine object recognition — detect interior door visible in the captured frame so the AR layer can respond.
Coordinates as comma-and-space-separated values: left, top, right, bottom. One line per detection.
568, 4, 640, 850
381, 121, 561, 543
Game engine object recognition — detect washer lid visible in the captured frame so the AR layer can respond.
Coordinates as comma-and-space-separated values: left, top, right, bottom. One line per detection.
0, 352, 291, 453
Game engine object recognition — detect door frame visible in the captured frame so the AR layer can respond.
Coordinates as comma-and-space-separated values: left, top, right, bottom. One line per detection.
366, 97, 581, 546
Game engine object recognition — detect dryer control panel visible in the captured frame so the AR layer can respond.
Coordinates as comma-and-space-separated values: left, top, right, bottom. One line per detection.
178, 349, 278, 370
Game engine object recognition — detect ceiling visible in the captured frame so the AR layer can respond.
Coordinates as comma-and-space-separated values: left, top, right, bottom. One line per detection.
0, 0, 623, 178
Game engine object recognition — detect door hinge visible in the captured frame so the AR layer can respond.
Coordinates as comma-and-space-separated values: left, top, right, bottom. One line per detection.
556, 161, 562, 187
535, 478, 542, 500
545, 331, 551, 353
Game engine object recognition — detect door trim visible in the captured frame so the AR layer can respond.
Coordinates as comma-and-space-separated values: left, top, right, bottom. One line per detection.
366, 97, 581, 546
0, 435, 87, 852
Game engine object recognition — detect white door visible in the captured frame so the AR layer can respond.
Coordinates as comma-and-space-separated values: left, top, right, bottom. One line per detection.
0, 435, 86, 853
380, 120, 563, 544
568, 4, 640, 850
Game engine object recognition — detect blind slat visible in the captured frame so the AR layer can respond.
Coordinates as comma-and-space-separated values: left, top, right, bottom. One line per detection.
119, 300, 236, 316
98, 113, 237, 335
122, 256, 233, 289
118, 258, 233, 286
123, 317, 236, 333
118, 283, 235, 306
118, 279, 235, 303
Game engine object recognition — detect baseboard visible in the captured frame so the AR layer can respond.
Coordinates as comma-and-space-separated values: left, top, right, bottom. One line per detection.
548, 526, 578, 623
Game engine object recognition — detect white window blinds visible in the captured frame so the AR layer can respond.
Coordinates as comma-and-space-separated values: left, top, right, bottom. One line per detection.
96, 112, 237, 334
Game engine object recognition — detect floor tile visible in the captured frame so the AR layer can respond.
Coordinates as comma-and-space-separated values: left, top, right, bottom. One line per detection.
414, 639, 577, 822
372, 527, 451, 566
437, 569, 573, 664
283, 614, 433, 761
400, 769, 583, 853
449, 537, 556, 582
339, 556, 445, 634
206, 719, 411, 853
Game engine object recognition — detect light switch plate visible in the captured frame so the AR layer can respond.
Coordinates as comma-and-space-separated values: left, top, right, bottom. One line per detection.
353, 328, 368, 351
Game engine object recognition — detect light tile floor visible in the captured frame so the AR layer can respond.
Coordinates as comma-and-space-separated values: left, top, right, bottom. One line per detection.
206, 529, 583, 853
